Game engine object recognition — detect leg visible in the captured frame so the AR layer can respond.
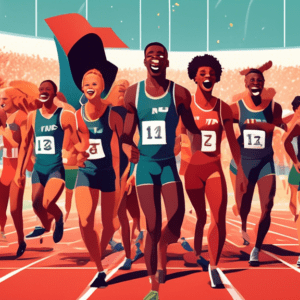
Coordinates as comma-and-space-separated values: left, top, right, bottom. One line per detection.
64, 188, 73, 222
75, 186, 103, 271
205, 172, 227, 266
256, 174, 276, 249
0, 182, 10, 233
43, 178, 65, 222
137, 184, 162, 291
126, 186, 141, 238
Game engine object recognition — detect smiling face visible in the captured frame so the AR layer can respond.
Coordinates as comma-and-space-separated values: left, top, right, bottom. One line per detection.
194, 66, 216, 93
144, 45, 169, 77
245, 72, 265, 97
38, 81, 56, 103
82, 73, 104, 101
0, 90, 15, 113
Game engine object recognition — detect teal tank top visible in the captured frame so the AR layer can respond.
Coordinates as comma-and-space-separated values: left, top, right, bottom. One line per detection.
136, 80, 178, 161
238, 99, 274, 159
34, 107, 64, 168
79, 105, 113, 174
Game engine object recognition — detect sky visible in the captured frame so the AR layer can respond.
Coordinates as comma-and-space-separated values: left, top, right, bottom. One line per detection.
0, 0, 300, 51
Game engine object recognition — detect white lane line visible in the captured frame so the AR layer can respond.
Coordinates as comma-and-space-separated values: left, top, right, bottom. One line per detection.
273, 244, 299, 246
217, 268, 245, 300
77, 252, 126, 300
262, 250, 300, 273
248, 214, 296, 230
0, 253, 57, 283
249, 213, 294, 222
226, 220, 298, 241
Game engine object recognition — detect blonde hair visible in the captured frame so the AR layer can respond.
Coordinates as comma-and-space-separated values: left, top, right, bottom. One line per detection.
81, 69, 104, 89
0, 87, 25, 104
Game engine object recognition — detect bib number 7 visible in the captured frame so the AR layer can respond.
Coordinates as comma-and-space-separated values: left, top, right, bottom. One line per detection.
243, 129, 266, 149
36, 136, 55, 154
142, 121, 166, 145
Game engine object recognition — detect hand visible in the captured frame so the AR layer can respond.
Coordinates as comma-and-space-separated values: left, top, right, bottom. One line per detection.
104, 80, 130, 107
13, 172, 26, 189
125, 174, 135, 195
77, 152, 89, 168
294, 162, 300, 173
122, 144, 140, 164
237, 160, 248, 194
62, 149, 78, 166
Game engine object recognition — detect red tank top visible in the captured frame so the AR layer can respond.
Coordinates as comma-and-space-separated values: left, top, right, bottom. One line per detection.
190, 95, 224, 158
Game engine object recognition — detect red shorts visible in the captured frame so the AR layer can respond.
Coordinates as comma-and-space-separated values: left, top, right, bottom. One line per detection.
1, 158, 18, 186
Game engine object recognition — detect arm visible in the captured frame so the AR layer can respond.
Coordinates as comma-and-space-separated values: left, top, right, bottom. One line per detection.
230, 103, 240, 123
284, 123, 300, 168
273, 102, 287, 131
120, 84, 140, 163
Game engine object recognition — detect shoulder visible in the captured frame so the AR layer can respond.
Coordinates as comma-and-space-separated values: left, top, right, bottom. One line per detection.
124, 83, 139, 112
174, 83, 192, 109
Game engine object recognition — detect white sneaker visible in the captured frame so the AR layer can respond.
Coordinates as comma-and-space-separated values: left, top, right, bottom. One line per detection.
208, 265, 223, 288
297, 256, 300, 267
249, 247, 260, 266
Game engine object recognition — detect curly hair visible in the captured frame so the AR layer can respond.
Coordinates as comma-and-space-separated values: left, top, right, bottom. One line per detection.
188, 54, 222, 82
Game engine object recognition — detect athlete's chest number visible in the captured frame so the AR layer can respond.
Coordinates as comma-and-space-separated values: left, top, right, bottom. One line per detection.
36, 136, 55, 154
87, 139, 105, 160
142, 121, 166, 145
243, 129, 265, 149
201, 130, 217, 152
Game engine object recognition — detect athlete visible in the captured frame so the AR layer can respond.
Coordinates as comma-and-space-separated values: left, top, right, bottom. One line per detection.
178, 54, 241, 287
283, 96, 300, 266
75, 69, 125, 288
14, 80, 85, 244
121, 42, 201, 300
0, 87, 29, 257
231, 66, 286, 266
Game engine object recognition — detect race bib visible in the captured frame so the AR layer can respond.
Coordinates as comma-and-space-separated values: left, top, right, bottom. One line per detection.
201, 130, 217, 152
36, 136, 55, 154
0, 135, 3, 150
142, 121, 166, 145
243, 129, 265, 149
87, 139, 105, 160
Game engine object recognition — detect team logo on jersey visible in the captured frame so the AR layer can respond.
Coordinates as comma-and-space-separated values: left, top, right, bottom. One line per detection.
89, 127, 104, 134
152, 107, 169, 114
41, 125, 58, 132
205, 119, 218, 125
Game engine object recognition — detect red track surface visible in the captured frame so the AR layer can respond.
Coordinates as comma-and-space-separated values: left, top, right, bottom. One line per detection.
1, 207, 300, 300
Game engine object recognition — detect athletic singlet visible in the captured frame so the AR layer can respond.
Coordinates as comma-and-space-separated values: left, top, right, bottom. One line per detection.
191, 96, 223, 158
136, 80, 178, 161
238, 99, 274, 159
34, 107, 64, 167
77, 105, 113, 173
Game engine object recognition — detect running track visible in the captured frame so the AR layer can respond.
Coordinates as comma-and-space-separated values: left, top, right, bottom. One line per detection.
0, 206, 300, 299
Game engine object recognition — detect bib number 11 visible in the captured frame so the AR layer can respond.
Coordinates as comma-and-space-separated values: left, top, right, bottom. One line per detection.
142, 121, 166, 145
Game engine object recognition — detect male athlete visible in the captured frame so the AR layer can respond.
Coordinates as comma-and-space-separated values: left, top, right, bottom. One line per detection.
121, 42, 201, 300
231, 67, 286, 266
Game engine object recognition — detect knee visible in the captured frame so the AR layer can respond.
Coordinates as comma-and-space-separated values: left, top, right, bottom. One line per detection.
33, 199, 43, 212
147, 224, 161, 241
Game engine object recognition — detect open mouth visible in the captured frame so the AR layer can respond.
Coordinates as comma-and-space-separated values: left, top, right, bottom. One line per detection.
203, 80, 213, 89
150, 59, 160, 73
39, 93, 50, 102
251, 88, 261, 96
87, 89, 95, 96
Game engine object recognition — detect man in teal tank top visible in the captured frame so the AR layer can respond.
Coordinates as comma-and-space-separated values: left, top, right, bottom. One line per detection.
121, 42, 201, 300
15, 80, 86, 244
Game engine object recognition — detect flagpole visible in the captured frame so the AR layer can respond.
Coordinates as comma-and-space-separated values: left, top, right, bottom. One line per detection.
86, 0, 88, 21
283, 0, 286, 47
139, 0, 142, 50
169, 0, 171, 51
207, 0, 209, 52
35, 0, 37, 37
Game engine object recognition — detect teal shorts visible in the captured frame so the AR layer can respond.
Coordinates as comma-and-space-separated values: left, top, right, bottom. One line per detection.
288, 165, 300, 187
65, 168, 78, 190
136, 157, 180, 186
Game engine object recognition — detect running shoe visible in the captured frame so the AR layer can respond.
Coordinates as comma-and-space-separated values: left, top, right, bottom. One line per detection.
180, 237, 194, 252
133, 244, 144, 262
242, 230, 250, 246
197, 256, 209, 271
135, 230, 144, 243
26, 226, 46, 239
53, 213, 64, 243
208, 265, 223, 288
16, 241, 27, 258
109, 239, 124, 252
249, 247, 260, 266
144, 290, 159, 300
90, 272, 108, 288
0, 231, 7, 242
297, 256, 300, 267
119, 257, 132, 270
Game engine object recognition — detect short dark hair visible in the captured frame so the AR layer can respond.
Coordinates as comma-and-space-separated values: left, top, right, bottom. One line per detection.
292, 96, 300, 111
40, 80, 58, 94
245, 69, 265, 80
144, 42, 168, 57
188, 54, 222, 82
